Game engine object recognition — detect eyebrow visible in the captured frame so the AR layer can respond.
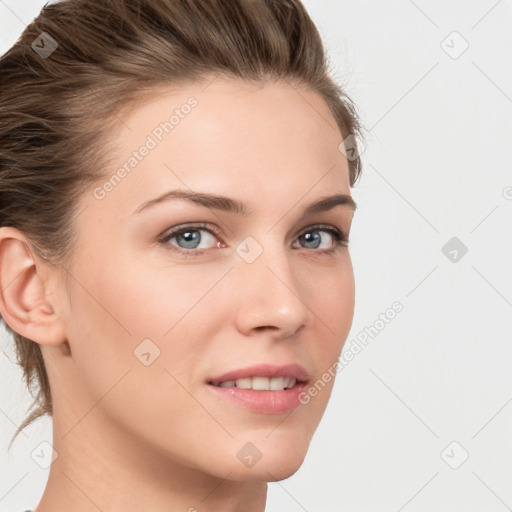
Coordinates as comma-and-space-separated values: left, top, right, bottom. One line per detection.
133, 189, 357, 216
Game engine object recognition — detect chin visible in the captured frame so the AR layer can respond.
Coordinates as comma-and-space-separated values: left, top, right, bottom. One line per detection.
226, 458, 307, 483
262, 458, 305, 482
223, 437, 311, 483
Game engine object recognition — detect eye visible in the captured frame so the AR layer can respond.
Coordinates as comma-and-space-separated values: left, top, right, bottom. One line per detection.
160, 222, 222, 255
293, 224, 349, 254
159, 222, 349, 257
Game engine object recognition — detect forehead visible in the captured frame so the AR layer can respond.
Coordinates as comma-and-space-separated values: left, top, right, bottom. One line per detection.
87, 77, 351, 218
117, 76, 345, 160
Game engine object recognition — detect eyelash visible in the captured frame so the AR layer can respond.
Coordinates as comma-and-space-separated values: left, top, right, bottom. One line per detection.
158, 222, 349, 258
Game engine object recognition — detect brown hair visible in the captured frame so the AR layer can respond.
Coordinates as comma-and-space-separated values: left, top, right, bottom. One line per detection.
0, 0, 364, 448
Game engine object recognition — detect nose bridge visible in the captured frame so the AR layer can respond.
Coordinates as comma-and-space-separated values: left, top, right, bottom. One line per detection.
233, 233, 312, 336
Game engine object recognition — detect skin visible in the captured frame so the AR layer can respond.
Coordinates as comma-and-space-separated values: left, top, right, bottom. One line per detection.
0, 76, 356, 511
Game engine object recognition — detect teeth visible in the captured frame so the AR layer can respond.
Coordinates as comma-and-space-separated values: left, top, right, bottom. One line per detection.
218, 380, 235, 388
252, 377, 270, 390
269, 377, 284, 390
216, 376, 297, 390
235, 378, 252, 389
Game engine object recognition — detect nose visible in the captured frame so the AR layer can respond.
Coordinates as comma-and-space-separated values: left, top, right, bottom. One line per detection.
232, 240, 314, 340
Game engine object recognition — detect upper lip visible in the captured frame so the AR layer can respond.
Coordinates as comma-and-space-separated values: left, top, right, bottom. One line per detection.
207, 363, 310, 386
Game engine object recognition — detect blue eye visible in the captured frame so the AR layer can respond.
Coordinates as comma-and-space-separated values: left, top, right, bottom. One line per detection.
294, 225, 348, 251
159, 222, 348, 257
166, 226, 217, 250
159, 222, 222, 256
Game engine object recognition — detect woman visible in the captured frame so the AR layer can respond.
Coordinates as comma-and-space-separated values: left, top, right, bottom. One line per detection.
0, 0, 364, 510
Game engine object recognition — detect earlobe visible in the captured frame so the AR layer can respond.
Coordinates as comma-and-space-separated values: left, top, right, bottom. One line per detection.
0, 227, 67, 346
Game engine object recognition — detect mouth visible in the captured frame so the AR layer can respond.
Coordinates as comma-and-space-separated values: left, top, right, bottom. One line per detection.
206, 364, 310, 414
211, 376, 300, 391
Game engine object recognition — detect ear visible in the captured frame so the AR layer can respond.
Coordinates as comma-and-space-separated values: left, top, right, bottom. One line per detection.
0, 226, 67, 346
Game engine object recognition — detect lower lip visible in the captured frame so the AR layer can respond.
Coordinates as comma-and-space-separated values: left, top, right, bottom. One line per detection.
207, 382, 308, 414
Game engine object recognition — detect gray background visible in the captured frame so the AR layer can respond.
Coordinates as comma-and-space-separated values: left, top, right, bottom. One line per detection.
1, 0, 511, 510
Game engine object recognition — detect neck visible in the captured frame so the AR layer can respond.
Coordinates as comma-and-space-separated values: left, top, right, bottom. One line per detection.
33, 412, 268, 512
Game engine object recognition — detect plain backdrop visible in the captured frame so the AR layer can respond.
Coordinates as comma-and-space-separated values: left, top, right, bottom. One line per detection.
1, 1, 511, 511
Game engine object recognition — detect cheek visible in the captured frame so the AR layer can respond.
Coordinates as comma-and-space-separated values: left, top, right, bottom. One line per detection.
63, 255, 232, 402
60, 259, 219, 450
306, 254, 355, 349
332, 256, 355, 328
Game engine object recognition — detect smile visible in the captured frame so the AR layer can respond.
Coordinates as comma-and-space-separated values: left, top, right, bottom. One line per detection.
206, 364, 310, 414
215, 376, 297, 391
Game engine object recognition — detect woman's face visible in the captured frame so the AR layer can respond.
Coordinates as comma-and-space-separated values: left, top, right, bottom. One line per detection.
49, 77, 356, 482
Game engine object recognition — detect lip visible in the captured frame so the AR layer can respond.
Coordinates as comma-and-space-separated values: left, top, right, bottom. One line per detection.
207, 363, 310, 386
206, 363, 310, 415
